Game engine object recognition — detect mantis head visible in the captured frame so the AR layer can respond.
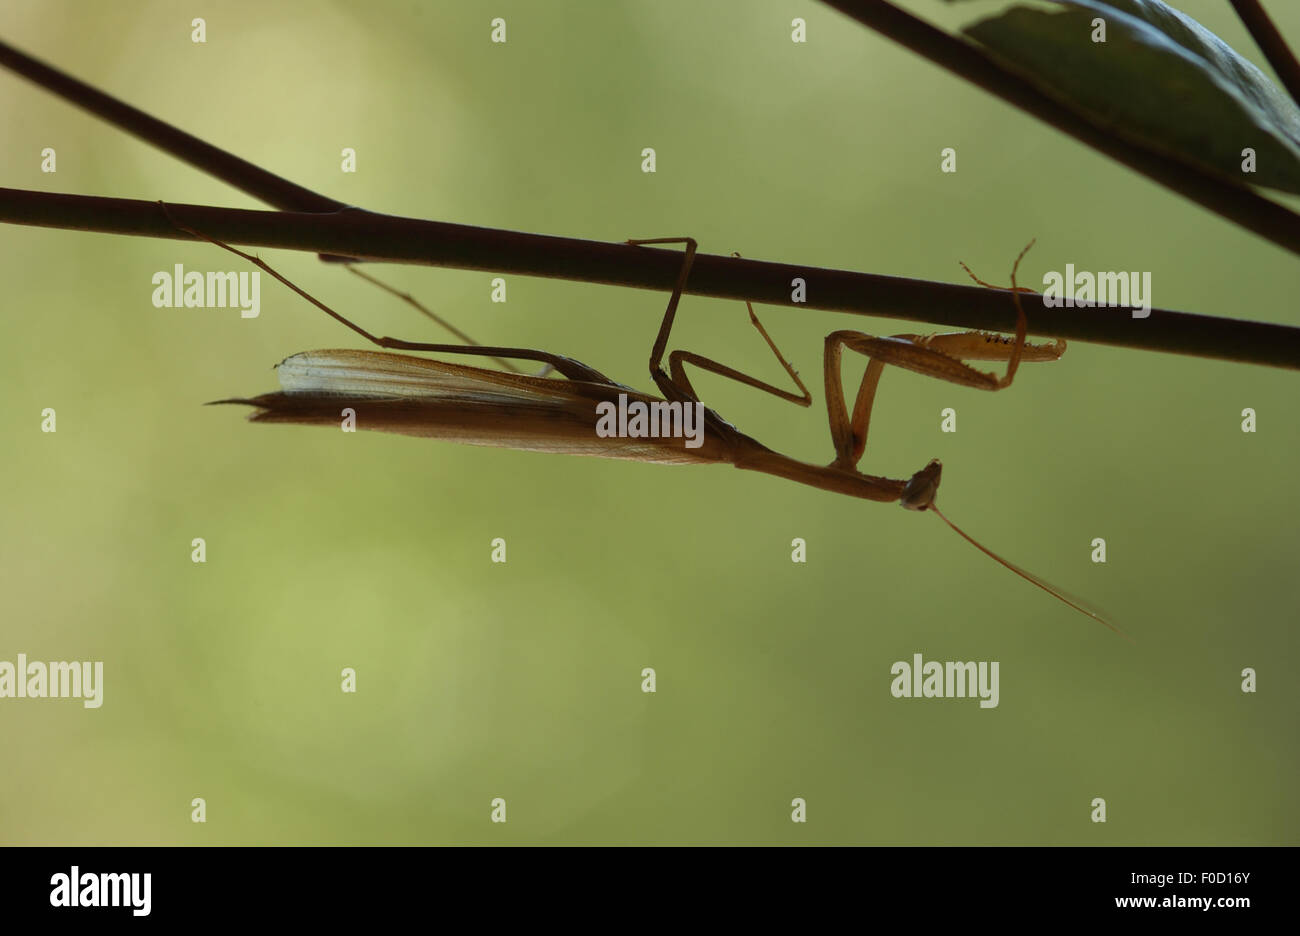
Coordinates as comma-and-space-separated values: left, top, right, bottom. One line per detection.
900, 459, 942, 511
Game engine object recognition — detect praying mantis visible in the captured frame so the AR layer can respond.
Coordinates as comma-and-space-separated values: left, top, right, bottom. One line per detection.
165, 207, 1118, 636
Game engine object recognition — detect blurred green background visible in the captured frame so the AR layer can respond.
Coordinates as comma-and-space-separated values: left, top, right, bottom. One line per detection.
0, 0, 1296, 845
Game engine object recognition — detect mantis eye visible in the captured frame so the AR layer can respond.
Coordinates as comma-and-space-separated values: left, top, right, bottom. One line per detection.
900, 459, 942, 510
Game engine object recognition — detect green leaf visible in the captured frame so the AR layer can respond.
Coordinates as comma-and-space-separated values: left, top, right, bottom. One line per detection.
960, 0, 1300, 195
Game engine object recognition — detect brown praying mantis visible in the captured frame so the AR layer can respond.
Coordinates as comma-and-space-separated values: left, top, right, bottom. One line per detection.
163, 207, 1119, 636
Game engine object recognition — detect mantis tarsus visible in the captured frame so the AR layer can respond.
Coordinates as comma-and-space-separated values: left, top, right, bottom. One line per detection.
165, 207, 1119, 637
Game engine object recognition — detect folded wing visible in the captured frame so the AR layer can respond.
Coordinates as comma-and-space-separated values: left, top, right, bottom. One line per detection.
213, 349, 730, 465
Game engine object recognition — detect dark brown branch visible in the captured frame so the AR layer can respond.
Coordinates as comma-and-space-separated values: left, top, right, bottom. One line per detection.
4, 186, 1300, 371
1230, 0, 1300, 107
819, 1, 1300, 258
2, 34, 1299, 369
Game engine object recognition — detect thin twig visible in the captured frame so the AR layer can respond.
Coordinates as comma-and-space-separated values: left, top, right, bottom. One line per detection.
818, 1, 1300, 258
3, 187, 1300, 370
1229, 0, 1300, 107
0, 39, 341, 213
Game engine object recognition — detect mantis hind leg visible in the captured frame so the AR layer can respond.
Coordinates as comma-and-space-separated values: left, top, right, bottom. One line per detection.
158, 200, 612, 382
343, 265, 524, 374
626, 239, 812, 409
